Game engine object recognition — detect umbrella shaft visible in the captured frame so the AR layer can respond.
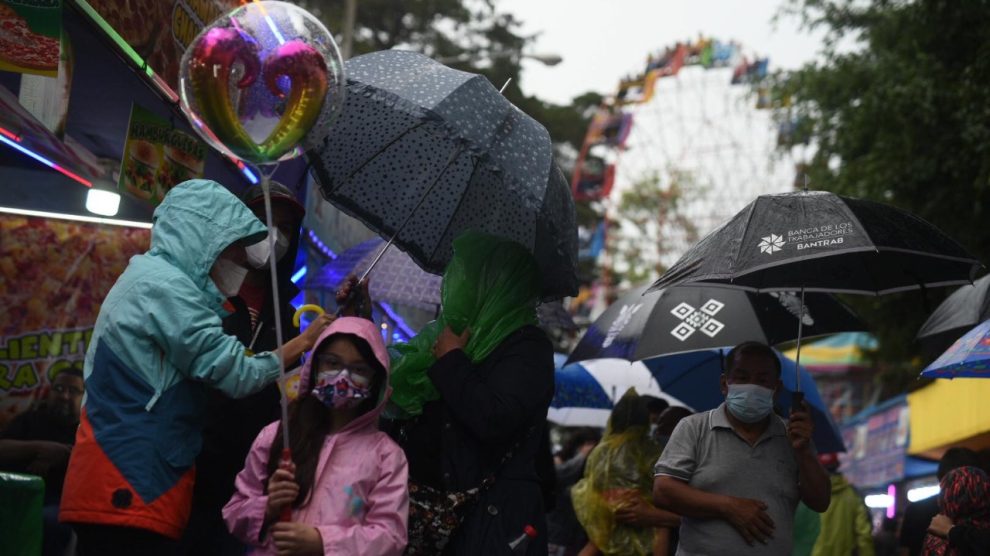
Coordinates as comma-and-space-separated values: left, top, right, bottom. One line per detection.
359, 145, 465, 282
794, 286, 806, 392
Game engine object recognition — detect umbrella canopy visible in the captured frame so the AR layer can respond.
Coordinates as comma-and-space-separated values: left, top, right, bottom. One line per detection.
310, 50, 578, 300
921, 319, 990, 379
568, 284, 865, 364
305, 237, 442, 311
549, 359, 684, 427
650, 190, 979, 294
306, 237, 575, 330
917, 275, 990, 353
642, 350, 846, 453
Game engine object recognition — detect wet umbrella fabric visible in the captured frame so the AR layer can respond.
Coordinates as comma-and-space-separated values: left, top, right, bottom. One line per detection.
921, 319, 990, 379
917, 275, 990, 354
649, 190, 980, 295
567, 284, 865, 364
309, 50, 578, 300
641, 350, 845, 453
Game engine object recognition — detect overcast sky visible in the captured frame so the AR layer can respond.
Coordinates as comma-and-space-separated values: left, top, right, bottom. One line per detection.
499, 0, 826, 104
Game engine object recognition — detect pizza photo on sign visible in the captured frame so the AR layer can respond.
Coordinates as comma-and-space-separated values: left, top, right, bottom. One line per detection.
0, 2, 61, 77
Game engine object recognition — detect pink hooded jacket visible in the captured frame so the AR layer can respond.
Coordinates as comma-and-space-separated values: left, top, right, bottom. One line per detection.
223, 317, 409, 555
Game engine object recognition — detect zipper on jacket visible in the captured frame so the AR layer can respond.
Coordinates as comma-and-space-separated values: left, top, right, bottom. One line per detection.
145, 349, 166, 411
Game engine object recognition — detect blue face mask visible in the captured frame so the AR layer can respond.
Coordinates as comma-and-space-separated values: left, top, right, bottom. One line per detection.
726, 383, 775, 423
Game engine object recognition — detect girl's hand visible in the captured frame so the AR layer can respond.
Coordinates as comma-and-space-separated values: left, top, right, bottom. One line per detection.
271, 522, 323, 556
265, 464, 300, 521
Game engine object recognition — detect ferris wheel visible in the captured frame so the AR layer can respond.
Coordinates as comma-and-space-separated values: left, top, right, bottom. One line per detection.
572, 38, 810, 274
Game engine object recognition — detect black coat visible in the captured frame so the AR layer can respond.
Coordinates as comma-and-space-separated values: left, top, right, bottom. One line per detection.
389, 325, 556, 556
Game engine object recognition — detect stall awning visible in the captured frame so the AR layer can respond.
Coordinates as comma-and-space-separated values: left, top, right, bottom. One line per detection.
908, 378, 990, 458
782, 332, 878, 375
839, 395, 911, 488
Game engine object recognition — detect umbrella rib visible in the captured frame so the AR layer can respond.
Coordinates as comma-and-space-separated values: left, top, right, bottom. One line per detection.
336, 121, 430, 188
729, 200, 760, 284
427, 152, 483, 262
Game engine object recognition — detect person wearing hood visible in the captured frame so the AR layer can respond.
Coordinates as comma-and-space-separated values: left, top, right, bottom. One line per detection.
571, 389, 680, 556
223, 317, 409, 555
59, 180, 333, 555
809, 453, 873, 556
184, 181, 309, 555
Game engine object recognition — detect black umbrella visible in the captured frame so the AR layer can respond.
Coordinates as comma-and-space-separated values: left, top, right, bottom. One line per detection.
650, 190, 980, 295
567, 284, 865, 364
917, 275, 990, 354
649, 189, 980, 397
309, 50, 578, 300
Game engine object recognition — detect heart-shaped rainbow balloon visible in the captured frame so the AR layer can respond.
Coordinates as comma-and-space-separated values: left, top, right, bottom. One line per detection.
186, 29, 328, 164
180, 2, 343, 166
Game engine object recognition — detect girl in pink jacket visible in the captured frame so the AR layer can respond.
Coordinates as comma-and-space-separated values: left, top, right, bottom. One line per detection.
223, 317, 409, 555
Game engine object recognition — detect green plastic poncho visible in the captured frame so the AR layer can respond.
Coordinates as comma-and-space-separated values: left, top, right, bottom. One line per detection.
571, 389, 662, 555
388, 232, 541, 417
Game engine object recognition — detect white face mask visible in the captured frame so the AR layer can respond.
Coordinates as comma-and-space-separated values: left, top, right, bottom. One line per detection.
245, 229, 290, 268
211, 258, 249, 297
274, 229, 290, 261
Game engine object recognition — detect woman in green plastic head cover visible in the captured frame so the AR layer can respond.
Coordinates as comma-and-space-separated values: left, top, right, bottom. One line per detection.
386, 231, 557, 554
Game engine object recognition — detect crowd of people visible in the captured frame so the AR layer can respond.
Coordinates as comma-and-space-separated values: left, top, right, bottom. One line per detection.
4, 178, 990, 555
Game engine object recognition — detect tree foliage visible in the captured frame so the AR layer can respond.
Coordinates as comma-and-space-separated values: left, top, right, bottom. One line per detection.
295, 0, 593, 152
608, 170, 700, 288
772, 0, 990, 383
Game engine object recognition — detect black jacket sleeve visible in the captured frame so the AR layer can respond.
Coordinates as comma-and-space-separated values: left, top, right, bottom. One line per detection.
427, 330, 554, 443
949, 524, 990, 556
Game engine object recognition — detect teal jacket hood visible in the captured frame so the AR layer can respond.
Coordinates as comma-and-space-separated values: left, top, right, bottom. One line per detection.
150, 179, 268, 292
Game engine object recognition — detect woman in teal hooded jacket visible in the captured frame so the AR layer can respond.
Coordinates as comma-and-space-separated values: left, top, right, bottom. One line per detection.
59, 180, 331, 555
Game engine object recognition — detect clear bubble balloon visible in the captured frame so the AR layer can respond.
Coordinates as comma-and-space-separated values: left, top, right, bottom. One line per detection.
179, 1, 344, 165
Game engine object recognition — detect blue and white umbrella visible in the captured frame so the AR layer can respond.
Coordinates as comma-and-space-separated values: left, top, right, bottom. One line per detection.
549, 358, 686, 427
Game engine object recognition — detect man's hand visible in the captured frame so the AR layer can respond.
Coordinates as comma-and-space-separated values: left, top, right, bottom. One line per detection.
26, 441, 71, 477
265, 463, 300, 522
433, 325, 470, 359
270, 521, 323, 556
335, 275, 372, 319
928, 514, 954, 538
788, 401, 814, 454
722, 496, 775, 546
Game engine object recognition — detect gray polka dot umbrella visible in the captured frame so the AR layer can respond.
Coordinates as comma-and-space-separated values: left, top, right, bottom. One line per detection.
308, 49, 578, 300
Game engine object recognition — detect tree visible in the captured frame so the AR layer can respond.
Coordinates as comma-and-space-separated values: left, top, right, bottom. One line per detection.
771, 0, 990, 382
295, 0, 593, 153
607, 169, 700, 288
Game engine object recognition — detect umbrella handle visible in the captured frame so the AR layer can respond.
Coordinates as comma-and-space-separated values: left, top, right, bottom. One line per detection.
791, 391, 805, 412
292, 304, 325, 328
333, 282, 370, 318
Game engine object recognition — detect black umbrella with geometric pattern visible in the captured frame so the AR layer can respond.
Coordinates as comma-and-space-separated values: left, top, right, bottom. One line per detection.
567, 284, 865, 364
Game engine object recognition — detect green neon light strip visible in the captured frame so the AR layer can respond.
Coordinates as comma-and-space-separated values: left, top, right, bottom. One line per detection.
75, 0, 145, 70
74, 0, 180, 103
